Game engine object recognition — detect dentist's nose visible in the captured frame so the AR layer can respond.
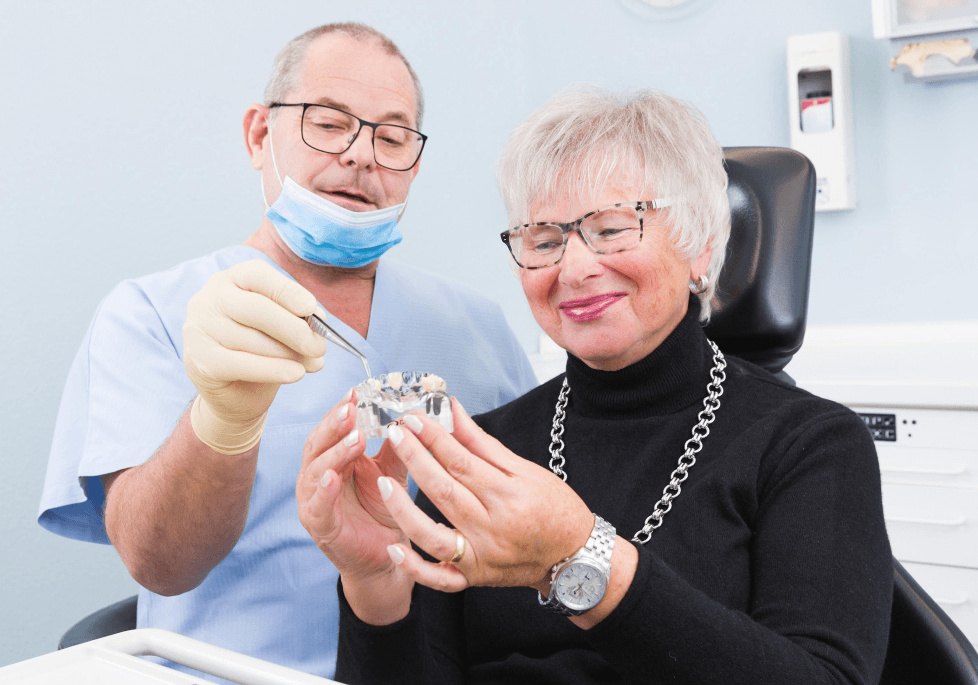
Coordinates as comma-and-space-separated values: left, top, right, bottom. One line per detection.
339, 125, 375, 169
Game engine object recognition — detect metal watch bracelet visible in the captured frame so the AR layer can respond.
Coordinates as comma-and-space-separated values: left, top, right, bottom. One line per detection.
538, 514, 616, 616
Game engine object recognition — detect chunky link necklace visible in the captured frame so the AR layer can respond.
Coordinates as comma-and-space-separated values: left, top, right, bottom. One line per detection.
548, 339, 727, 545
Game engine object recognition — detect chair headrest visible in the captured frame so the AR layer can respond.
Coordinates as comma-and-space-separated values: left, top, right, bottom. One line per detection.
703, 147, 817, 374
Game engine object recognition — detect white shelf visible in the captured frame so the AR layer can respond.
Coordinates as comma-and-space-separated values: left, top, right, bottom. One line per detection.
891, 48, 978, 83
786, 320, 978, 406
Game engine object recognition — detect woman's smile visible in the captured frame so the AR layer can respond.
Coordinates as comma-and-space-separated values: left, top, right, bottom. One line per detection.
558, 293, 626, 323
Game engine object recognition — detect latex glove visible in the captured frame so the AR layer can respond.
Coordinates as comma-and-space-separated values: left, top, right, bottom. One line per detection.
183, 260, 327, 454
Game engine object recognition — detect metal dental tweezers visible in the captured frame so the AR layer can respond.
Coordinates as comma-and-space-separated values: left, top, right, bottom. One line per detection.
305, 313, 372, 379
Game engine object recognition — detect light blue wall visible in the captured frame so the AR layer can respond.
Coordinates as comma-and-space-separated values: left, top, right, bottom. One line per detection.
1, 0, 975, 668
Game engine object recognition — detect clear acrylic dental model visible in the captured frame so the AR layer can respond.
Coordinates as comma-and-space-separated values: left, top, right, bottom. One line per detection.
354, 371, 452, 439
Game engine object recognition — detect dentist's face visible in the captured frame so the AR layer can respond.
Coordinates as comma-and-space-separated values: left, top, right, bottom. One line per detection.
259, 33, 421, 213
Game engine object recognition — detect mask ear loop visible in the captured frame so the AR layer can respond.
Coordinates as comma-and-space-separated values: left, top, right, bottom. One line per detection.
261, 111, 285, 211
396, 192, 409, 222
261, 108, 411, 222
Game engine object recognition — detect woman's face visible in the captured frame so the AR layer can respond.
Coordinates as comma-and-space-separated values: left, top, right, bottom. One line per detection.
520, 183, 711, 372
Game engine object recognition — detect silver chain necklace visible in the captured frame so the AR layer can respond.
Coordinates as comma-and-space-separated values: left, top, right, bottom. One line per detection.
548, 339, 727, 545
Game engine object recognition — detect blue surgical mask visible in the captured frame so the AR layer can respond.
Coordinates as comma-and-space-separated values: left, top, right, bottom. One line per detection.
262, 122, 406, 268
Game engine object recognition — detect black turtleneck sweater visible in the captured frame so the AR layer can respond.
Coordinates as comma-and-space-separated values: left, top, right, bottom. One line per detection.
335, 300, 892, 685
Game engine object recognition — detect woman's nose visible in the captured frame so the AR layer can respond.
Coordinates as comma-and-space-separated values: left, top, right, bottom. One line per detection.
558, 232, 601, 287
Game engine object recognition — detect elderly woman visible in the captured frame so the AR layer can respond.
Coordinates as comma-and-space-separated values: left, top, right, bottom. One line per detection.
296, 86, 892, 684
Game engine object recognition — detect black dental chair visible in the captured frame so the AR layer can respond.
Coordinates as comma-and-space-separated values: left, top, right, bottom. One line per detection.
59, 147, 978, 685
706, 146, 978, 685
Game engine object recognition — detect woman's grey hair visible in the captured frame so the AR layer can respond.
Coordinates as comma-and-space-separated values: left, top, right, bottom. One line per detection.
496, 85, 730, 321
263, 22, 424, 130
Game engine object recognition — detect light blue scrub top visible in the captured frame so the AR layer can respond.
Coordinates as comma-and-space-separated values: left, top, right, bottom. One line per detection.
38, 245, 537, 681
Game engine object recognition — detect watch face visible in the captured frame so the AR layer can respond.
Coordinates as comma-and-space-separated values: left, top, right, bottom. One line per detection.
555, 562, 608, 612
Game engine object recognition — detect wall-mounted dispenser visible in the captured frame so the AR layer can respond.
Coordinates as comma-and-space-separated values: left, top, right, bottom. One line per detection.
786, 31, 856, 211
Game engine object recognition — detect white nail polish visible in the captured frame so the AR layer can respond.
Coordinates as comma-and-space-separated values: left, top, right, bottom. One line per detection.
377, 477, 393, 501
343, 429, 359, 446
320, 471, 332, 488
337, 404, 349, 420
403, 414, 423, 433
388, 424, 404, 446
342, 388, 353, 403
387, 545, 405, 565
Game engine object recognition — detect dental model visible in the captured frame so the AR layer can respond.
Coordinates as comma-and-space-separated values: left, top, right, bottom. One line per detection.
420, 374, 447, 393
354, 371, 452, 439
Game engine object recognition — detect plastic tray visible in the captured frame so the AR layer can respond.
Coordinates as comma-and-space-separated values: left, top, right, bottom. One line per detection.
0, 629, 339, 685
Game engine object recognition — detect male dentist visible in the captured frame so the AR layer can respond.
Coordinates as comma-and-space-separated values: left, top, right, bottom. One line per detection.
39, 22, 536, 680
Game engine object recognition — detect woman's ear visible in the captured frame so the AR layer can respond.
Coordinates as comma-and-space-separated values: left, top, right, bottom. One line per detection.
690, 245, 713, 282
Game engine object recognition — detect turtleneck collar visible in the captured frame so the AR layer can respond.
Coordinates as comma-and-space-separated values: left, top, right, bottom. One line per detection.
563, 295, 713, 419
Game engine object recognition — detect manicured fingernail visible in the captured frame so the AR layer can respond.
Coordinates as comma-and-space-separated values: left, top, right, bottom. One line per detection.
342, 388, 352, 403
343, 429, 359, 446
453, 397, 466, 415
377, 476, 393, 501
403, 414, 423, 433
320, 471, 332, 488
337, 404, 349, 420
388, 423, 404, 446
387, 545, 405, 565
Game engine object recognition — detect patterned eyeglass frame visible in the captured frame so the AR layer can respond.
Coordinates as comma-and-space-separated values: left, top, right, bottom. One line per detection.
499, 199, 672, 269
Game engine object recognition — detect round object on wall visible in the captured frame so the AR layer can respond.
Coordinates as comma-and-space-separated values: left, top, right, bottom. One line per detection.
619, 0, 716, 21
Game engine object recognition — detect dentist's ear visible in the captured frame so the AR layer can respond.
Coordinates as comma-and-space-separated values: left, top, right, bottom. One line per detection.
245, 104, 286, 210
243, 103, 271, 171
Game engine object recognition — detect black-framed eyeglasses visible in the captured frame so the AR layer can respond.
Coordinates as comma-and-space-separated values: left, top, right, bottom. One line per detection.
500, 199, 672, 269
269, 103, 427, 172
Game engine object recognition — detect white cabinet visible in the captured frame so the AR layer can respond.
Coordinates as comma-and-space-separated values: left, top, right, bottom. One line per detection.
788, 320, 978, 647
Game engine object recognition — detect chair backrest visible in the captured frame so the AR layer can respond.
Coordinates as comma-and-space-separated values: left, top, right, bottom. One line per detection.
704, 146, 816, 374
59, 595, 137, 650
880, 560, 978, 684
707, 146, 978, 685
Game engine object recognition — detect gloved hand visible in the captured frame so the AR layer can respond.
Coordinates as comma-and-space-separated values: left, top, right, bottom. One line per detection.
183, 260, 328, 455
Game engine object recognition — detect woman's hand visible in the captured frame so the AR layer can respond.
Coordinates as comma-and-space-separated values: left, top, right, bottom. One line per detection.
296, 390, 413, 624
378, 398, 595, 594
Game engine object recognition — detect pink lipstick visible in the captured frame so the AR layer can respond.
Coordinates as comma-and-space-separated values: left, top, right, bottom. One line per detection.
559, 293, 625, 323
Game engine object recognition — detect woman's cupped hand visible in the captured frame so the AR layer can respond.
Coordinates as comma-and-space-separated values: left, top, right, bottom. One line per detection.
296, 389, 410, 587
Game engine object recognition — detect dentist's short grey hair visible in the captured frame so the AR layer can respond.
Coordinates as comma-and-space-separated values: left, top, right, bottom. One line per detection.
264, 22, 424, 130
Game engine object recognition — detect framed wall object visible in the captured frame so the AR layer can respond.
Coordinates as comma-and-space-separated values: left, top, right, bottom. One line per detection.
872, 0, 978, 39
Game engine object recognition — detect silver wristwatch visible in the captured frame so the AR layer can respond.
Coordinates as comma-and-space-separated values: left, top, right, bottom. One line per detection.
539, 514, 616, 616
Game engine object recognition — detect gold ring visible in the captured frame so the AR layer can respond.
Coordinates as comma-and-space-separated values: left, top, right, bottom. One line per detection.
449, 530, 466, 564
